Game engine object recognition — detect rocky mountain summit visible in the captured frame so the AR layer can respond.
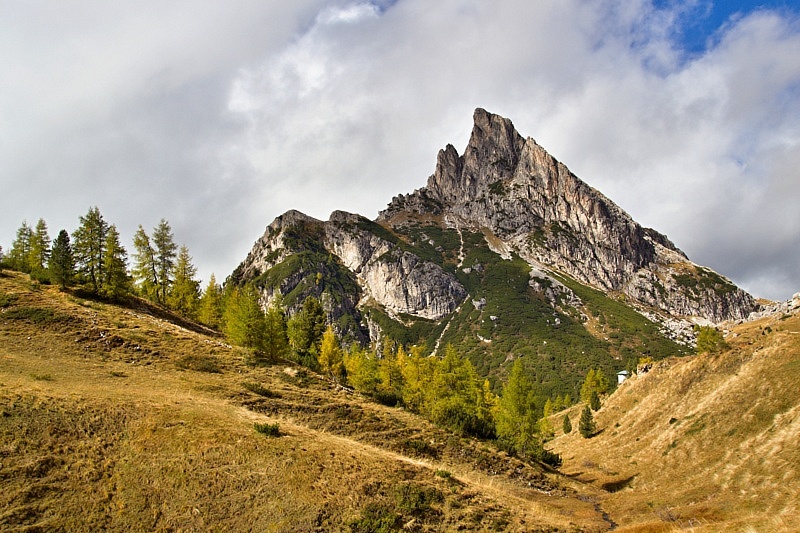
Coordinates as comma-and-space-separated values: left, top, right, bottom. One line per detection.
231, 109, 762, 391
378, 108, 758, 323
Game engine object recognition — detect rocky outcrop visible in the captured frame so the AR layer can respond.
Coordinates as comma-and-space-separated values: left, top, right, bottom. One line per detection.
379, 108, 759, 323
233, 209, 467, 330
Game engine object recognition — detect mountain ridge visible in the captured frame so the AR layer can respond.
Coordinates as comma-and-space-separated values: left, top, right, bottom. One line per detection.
231, 108, 762, 396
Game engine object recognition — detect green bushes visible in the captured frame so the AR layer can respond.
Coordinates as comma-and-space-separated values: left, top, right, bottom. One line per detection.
253, 422, 280, 437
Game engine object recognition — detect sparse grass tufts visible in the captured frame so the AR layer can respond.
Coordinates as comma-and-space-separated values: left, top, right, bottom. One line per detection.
242, 382, 281, 398
3, 306, 67, 324
31, 373, 54, 381
175, 354, 222, 373
0, 292, 17, 308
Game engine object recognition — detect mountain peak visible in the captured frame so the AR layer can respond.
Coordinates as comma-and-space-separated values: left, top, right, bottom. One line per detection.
378, 109, 758, 323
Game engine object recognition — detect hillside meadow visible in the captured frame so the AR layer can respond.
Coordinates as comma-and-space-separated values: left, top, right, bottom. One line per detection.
550, 308, 800, 531
0, 271, 607, 532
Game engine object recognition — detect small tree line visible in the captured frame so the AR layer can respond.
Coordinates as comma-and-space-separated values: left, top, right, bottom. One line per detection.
1, 208, 211, 320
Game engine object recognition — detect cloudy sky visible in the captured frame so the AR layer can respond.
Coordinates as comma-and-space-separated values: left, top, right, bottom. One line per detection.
1, 0, 798, 301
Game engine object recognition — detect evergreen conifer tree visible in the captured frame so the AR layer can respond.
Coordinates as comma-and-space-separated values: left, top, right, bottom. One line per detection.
589, 389, 601, 411
223, 285, 266, 351
169, 245, 200, 317
262, 295, 289, 362
101, 225, 129, 298
197, 274, 223, 328
563, 414, 572, 434
72, 206, 108, 292
579, 405, 596, 438
286, 296, 325, 369
132, 225, 159, 301
9, 221, 33, 272
49, 230, 75, 288
29, 219, 51, 277
152, 219, 177, 304
496, 358, 540, 456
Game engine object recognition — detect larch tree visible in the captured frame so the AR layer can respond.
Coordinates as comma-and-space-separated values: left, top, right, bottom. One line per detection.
72, 206, 109, 292
29, 218, 51, 277
169, 245, 200, 317
344, 344, 379, 395
318, 325, 345, 383
261, 293, 289, 363
9, 221, 33, 272
132, 225, 158, 301
101, 224, 130, 299
223, 285, 266, 351
197, 274, 223, 328
152, 219, 177, 304
580, 368, 610, 404
49, 229, 75, 288
398, 345, 429, 412
495, 357, 540, 457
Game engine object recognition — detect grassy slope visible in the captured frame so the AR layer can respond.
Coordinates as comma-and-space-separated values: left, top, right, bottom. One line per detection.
0, 271, 607, 532
549, 310, 800, 532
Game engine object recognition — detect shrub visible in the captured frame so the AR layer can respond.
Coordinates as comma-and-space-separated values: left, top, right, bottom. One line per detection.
253, 422, 280, 437
348, 503, 400, 533
394, 483, 443, 515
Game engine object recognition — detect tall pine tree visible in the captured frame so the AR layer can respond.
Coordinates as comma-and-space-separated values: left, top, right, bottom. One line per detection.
169, 245, 200, 317
9, 221, 33, 272
287, 296, 326, 369
72, 207, 108, 292
29, 218, 51, 277
100, 225, 129, 298
132, 225, 158, 301
49, 230, 75, 288
579, 405, 596, 438
496, 357, 540, 456
223, 285, 266, 351
152, 219, 177, 304
197, 274, 223, 328
262, 294, 289, 362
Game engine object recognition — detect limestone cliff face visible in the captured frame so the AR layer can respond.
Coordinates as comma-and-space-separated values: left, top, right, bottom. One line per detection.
379, 108, 759, 323
323, 211, 466, 321
233, 209, 467, 331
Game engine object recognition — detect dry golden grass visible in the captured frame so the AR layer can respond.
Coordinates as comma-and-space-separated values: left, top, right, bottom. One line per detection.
550, 309, 800, 532
0, 271, 608, 532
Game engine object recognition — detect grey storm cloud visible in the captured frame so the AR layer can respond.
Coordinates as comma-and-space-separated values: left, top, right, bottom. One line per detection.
1, 1, 799, 301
